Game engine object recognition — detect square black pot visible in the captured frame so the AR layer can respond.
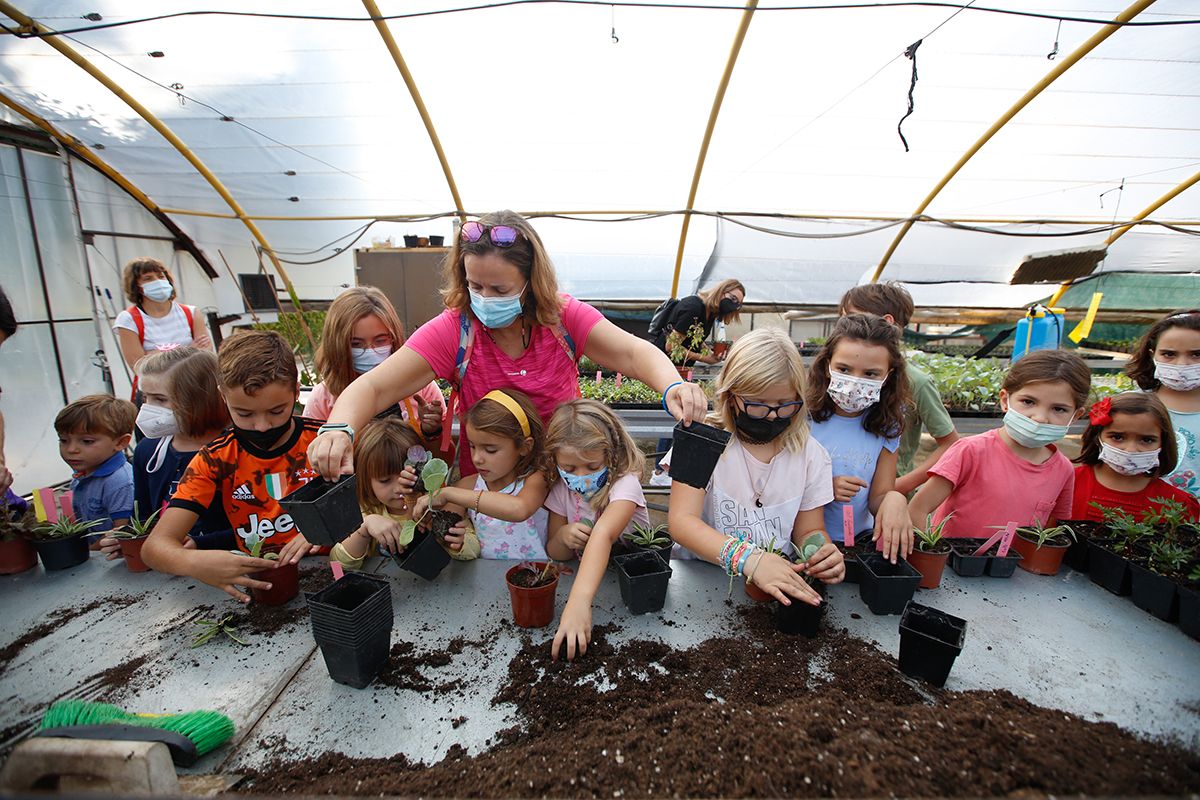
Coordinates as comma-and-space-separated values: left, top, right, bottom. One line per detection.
668, 421, 731, 489
306, 571, 391, 616
985, 550, 1022, 578
1129, 563, 1179, 622
398, 528, 451, 581
858, 554, 921, 615
1088, 540, 1132, 596
836, 545, 860, 585
1058, 519, 1101, 573
278, 476, 363, 547
1178, 584, 1200, 640
898, 601, 967, 688
775, 581, 827, 636
948, 538, 988, 578
31, 536, 89, 571
316, 626, 392, 689
615, 550, 672, 614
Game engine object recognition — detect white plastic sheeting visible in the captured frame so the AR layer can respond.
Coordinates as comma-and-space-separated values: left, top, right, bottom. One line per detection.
0, 0, 1197, 302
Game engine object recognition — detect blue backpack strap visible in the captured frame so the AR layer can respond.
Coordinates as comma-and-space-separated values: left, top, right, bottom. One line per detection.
442, 313, 476, 453
552, 322, 577, 362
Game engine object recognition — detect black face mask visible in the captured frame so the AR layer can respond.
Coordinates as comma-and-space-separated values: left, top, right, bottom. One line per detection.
236, 418, 294, 451
734, 410, 792, 444
719, 298, 740, 317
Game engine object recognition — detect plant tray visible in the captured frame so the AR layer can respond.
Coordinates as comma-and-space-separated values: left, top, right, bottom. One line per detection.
1129, 563, 1179, 622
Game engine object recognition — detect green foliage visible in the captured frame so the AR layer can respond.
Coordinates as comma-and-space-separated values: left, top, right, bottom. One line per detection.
666, 321, 710, 365
577, 355, 603, 375
913, 512, 954, 552
1090, 503, 1153, 553
252, 311, 325, 385
1148, 541, 1190, 576
797, 532, 826, 561
112, 504, 160, 540
623, 523, 671, 548
246, 532, 280, 561
400, 457, 451, 545
1143, 498, 1192, 541
34, 517, 104, 541
579, 377, 661, 405
191, 613, 248, 648
1188, 563, 1200, 584
1015, 519, 1075, 550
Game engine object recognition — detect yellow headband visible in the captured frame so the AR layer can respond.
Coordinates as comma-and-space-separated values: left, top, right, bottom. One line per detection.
482, 390, 530, 438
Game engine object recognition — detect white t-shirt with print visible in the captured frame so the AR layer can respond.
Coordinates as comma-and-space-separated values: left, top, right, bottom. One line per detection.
113, 303, 196, 352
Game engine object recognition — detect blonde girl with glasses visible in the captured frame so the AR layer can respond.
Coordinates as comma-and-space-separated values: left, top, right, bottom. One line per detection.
665, 329, 843, 612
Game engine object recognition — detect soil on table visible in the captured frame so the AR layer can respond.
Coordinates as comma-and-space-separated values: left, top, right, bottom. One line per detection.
239, 605, 1200, 797
428, 510, 462, 541
508, 566, 556, 589
0, 593, 142, 675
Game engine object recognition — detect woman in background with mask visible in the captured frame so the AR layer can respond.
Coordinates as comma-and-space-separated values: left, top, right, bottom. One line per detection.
114, 257, 212, 382
304, 287, 445, 447
308, 210, 709, 478
653, 278, 745, 366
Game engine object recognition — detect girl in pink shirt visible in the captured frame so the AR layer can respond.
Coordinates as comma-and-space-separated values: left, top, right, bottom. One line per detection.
909, 350, 1092, 537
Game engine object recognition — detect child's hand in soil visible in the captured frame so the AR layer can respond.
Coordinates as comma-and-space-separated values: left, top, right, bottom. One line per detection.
803, 541, 845, 584
98, 534, 122, 561
362, 514, 407, 554
873, 491, 912, 563
832, 475, 868, 502
551, 600, 592, 662
192, 551, 281, 603
442, 521, 468, 552
751, 552, 822, 606
278, 531, 321, 564
558, 521, 592, 551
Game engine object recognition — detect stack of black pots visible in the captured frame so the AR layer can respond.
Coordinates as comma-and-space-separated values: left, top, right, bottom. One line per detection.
306, 572, 393, 689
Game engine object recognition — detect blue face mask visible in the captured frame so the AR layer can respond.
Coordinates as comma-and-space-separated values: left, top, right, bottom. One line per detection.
1003, 407, 1070, 448
142, 278, 173, 302
558, 466, 609, 500
351, 345, 392, 374
469, 284, 526, 329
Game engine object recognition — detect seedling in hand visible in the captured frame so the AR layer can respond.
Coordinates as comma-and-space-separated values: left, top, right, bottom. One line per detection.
404, 445, 431, 473
399, 457, 450, 547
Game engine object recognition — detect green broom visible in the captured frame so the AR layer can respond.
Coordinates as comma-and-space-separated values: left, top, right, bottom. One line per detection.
37, 700, 235, 766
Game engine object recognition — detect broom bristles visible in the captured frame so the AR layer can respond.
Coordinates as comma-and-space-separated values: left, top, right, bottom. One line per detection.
39, 700, 235, 755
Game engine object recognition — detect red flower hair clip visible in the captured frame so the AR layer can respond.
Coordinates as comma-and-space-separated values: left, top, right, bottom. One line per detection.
1088, 396, 1113, 427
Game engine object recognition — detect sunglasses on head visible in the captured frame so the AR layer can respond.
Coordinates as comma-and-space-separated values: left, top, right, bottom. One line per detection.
460, 221, 520, 248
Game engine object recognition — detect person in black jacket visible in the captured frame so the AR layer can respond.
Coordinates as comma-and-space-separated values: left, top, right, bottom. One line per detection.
653, 279, 745, 366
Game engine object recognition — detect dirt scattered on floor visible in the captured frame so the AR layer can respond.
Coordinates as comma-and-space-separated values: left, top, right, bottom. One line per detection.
0, 593, 142, 674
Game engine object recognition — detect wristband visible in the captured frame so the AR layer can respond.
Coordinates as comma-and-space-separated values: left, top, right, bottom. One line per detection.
661, 381, 684, 414
317, 422, 355, 443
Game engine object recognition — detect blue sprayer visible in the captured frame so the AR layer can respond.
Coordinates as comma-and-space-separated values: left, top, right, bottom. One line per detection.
1011, 304, 1064, 362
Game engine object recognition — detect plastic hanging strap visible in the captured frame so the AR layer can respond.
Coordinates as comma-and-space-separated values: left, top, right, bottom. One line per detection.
146, 435, 174, 474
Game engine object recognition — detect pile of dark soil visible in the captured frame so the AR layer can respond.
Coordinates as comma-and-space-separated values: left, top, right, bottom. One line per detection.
241, 604, 1200, 797
0, 593, 141, 674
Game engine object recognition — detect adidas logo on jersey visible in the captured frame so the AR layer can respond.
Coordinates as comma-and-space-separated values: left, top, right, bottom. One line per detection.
231, 483, 255, 501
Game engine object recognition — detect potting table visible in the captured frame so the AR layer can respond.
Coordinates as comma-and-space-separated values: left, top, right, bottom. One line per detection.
0, 552, 1197, 778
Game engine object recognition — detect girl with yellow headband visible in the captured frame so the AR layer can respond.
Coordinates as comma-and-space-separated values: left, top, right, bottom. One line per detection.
411, 390, 551, 559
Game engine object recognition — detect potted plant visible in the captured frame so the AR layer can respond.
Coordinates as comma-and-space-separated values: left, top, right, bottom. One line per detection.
505, 561, 561, 628
110, 506, 160, 573
897, 601, 967, 688
857, 552, 921, 615
908, 513, 953, 589
1088, 508, 1150, 596
621, 522, 673, 563
397, 457, 453, 581
668, 420, 731, 490
614, 550, 672, 615
245, 533, 299, 606
712, 339, 732, 360
744, 538, 787, 603
666, 321, 711, 379
30, 517, 102, 571
1058, 516, 1107, 573
1010, 520, 1076, 576
0, 501, 37, 575
1129, 540, 1188, 622
277, 475, 362, 547
306, 572, 394, 688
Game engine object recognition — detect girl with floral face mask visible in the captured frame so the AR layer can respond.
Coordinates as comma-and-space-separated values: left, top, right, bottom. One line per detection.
808, 314, 913, 562
1126, 309, 1200, 499
1069, 392, 1199, 522
909, 350, 1091, 538
665, 329, 843, 623
545, 400, 650, 662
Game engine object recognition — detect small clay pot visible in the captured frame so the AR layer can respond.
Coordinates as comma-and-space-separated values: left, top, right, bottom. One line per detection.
744, 581, 773, 603
506, 563, 559, 628
712, 342, 731, 359
119, 536, 151, 573
1011, 533, 1070, 576
0, 537, 38, 575
251, 560, 299, 606
906, 547, 950, 589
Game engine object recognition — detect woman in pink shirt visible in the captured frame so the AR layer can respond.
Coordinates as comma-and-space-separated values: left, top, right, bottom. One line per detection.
308, 210, 708, 478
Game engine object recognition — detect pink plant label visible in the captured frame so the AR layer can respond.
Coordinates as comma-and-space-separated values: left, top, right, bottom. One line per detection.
595, 370, 602, 385
33, 488, 58, 523
58, 492, 75, 522
330, 561, 345, 581
842, 506, 854, 548
972, 528, 1005, 557
996, 521, 1018, 557
615, 372, 623, 389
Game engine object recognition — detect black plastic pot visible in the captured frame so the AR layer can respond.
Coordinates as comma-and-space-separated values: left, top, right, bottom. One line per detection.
1178, 584, 1200, 640
315, 630, 392, 689
428, 235, 445, 247
1058, 519, 1101, 574
306, 572, 394, 689
775, 580, 827, 636
898, 601, 967, 688
948, 538, 988, 578
1128, 564, 1179, 622
1088, 539, 1132, 596
615, 550, 672, 615
837, 545, 860, 585
277, 476, 362, 547
403, 235, 419, 247
858, 553, 921, 615
668, 421, 731, 489
32, 535, 89, 571
985, 549, 1022, 578
398, 528, 451, 581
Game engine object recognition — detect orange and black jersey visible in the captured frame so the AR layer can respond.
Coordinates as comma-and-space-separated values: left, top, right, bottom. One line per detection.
170, 417, 321, 553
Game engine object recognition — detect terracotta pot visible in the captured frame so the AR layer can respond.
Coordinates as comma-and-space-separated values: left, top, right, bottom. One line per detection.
712, 342, 731, 359
744, 581, 773, 603
506, 563, 559, 628
906, 548, 950, 589
1011, 534, 1069, 576
675, 365, 691, 380
251, 560, 299, 606
119, 537, 151, 573
0, 537, 37, 575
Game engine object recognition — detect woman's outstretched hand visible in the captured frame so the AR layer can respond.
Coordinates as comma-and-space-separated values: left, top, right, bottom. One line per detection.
665, 381, 709, 426
308, 430, 354, 481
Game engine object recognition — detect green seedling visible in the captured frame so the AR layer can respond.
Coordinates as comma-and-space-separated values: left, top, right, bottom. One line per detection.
1144, 498, 1192, 542
246, 532, 280, 561
1089, 503, 1152, 554
1148, 541, 1190, 576
111, 504, 161, 540
399, 457, 450, 546
1014, 519, 1075, 550
33, 517, 104, 541
191, 613, 248, 648
666, 321, 711, 366
913, 512, 953, 553
1188, 563, 1200, 584
796, 532, 826, 561
623, 522, 671, 549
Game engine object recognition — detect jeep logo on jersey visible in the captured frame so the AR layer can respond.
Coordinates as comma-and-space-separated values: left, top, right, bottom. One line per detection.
235, 513, 296, 542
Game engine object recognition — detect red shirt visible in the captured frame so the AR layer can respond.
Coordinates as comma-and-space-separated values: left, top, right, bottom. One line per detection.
1070, 464, 1200, 522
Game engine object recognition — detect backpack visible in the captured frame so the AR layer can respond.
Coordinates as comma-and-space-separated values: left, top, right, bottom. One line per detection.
647, 297, 680, 338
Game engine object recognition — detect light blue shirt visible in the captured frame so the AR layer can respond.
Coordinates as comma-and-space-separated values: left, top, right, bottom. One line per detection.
1167, 407, 1199, 499
70, 451, 134, 534
810, 413, 900, 541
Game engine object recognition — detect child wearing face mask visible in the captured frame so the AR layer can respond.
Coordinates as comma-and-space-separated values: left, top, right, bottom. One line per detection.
908, 350, 1091, 537
1070, 392, 1199, 521
304, 287, 446, 442
546, 400, 650, 661
1125, 309, 1200, 499
807, 314, 914, 562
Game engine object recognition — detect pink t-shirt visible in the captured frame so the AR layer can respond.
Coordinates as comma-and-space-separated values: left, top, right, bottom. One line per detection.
303, 380, 446, 423
930, 429, 1074, 537
406, 294, 603, 472
545, 472, 649, 537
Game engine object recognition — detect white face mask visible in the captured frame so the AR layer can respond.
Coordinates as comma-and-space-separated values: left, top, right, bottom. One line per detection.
828, 371, 886, 414
1002, 406, 1070, 448
136, 403, 178, 439
142, 278, 174, 302
1154, 360, 1200, 391
1098, 441, 1161, 476
351, 345, 392, 374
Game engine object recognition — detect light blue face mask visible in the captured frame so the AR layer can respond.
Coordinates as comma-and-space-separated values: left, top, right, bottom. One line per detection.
142, 278, 173, 302
1003, 407, 1070, 448
469, 284, 526, 329
558, 466, 609, 500
351, 345, 391, 374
